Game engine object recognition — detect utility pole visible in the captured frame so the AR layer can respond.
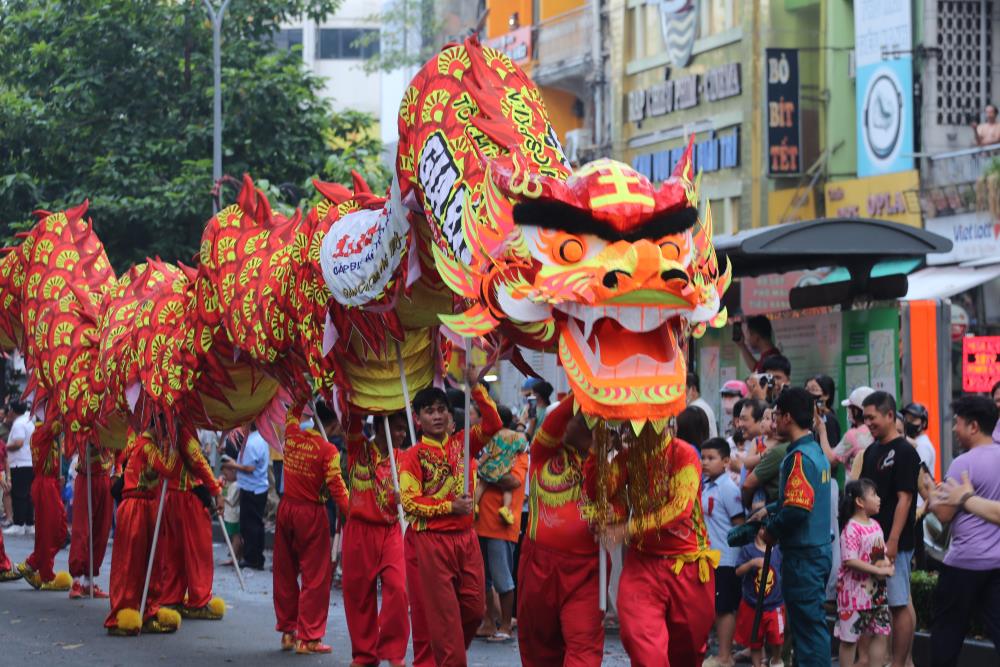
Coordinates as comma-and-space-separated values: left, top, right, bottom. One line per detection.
204, 0, 232, 214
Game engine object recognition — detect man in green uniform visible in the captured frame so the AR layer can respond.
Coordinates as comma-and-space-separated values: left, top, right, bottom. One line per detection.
761, 387, 832, 666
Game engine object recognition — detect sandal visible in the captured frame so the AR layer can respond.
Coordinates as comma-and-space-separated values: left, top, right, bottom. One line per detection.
486, 631, 512, 643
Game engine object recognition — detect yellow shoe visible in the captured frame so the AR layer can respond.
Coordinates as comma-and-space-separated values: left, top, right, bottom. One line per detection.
0, 566, 23, 583
39, 571, 72, 591
295, 640, 332, 654
17, 562, 42, 590
181, 596, 225, 620
281, 632, 296, 651
498, 506, 515, 525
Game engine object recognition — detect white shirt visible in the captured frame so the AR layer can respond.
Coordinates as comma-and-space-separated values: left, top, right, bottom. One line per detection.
7, 413, 35, 468
689, 397, 718, 438
914, 433, 936, 509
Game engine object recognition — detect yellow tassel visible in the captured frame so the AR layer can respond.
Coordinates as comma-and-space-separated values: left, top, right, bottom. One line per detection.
156, 606, 182, 629
116, 608, 142, 632
52, 571, 72, 589
207, 596, 226, 618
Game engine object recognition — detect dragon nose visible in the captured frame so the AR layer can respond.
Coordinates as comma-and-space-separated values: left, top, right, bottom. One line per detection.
660, 268, 689, 286
602, 270, 629, 289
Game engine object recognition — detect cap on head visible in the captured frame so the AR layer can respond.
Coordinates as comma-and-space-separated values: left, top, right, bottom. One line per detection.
841, 386, 875, 409
720, 380, 748, 397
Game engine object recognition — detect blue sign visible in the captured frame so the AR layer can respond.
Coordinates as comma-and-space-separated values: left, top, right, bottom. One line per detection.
856, 58, 913, 176
632, 127, 740, 183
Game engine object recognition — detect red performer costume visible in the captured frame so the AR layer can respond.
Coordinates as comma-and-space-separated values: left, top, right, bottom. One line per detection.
518, 399, 605, 667
68, 445, 114, 598
399, 384, 501, 667
105, 430, 183, 635
273, 416, 350, 655
160, 429, 223, 618
0, 526, 20, 582
19, 421, 71, 590
342, 415, 409, 667
584, 436, 718, 667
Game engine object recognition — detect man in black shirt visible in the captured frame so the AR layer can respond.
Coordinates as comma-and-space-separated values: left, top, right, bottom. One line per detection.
861, 391, 919, 667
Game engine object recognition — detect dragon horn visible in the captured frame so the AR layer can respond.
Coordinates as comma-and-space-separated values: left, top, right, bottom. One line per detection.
672, 134, 695, 181
350, 170, 372, 194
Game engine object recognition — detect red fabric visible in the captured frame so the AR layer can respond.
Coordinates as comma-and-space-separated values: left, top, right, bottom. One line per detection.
734, 599, 785, 649
283, 421, 349, 513
272, 499, 332, 642
525, 401, 596, 556
342, 519, 409, 664
404, 528, 435, 667
617, 547, 715, 667
25, 476, 65, 582
405, 528, 484, 667
583, 437, 709, 557
168, 430, 221, 494
30, 421, 61, 478
399, 385, 501, 532
123, 433, 181, 493
345, 419, 400, 525
105, 495, 165, 627
0, 527, 11, 572
68, 471, 114, 577
517, 539, 604, 667
473, 451, 527, 542
160, 489, 214, 608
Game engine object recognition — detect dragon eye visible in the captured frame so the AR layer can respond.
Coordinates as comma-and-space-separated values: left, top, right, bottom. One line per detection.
558, 238, 585, 264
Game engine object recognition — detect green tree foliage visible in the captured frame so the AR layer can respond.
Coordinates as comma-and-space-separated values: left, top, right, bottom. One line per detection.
0, 0, 393, 268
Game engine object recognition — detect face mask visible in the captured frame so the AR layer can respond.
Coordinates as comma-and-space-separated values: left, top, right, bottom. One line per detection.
904, 422, 921, 439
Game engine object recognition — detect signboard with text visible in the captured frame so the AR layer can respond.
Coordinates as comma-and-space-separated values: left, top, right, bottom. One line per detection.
824, 170, 922, 227
766, 48, 801, 175
962, 335, 1000, 392
485, 27, 532, 66
855, 0, 914, 176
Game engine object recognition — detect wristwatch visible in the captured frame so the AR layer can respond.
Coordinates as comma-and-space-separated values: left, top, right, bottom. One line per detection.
959, 491, 976, 511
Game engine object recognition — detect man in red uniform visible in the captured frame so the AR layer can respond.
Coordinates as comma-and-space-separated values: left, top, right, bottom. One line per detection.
0, 528, 22, 582
585, 432, 718, 667
68, 444, 115, 598
342, 411, 409, 667
518, 399, 604, 667
18, 421, 71, 591
160, 428, 224, 619
399, 377, 501, 667
273, 404, 350, 655
105, 430, 183, 635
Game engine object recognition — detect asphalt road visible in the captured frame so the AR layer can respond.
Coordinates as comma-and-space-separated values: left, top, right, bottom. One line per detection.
0, 532, 630, 666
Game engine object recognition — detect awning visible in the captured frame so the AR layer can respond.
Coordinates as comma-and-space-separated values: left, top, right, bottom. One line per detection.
902, 264, 1000, 301
715, 218, 952, 278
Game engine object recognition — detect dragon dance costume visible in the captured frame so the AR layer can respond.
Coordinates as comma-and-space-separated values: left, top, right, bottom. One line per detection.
517, 398, 604, 667
342, 416, 409, 667
272, 418, 350, 654
159, 430, 224, 618
585, 437, 718, 666
399, 384, 501, 667
19, 422, 71, 590
105, 432, 183, 635
68, 444, 114, 597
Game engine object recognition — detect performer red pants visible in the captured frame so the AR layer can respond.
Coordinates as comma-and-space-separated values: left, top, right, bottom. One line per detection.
68, 471, 114, 578
160, 489, 214, 608
405, 528, 484, 667
617, 548, 715, 667
342, 519, 409, 665
105, 492, 165, 628
25, 476, 66, 582
517, 539, 605, 667
0, 530, 11, 572
272, 499, 332, 642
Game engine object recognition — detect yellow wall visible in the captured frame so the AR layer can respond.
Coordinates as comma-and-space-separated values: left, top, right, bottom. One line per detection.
539, 0, 585, 21
540, 86, 582, 139
486, 0, 533, 38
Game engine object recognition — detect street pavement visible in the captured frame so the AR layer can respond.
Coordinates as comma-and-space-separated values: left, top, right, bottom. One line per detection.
0, 532, 630, 666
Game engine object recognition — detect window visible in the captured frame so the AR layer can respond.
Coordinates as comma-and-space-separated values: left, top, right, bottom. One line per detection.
273, 28, 303, 53
935, 1, 992, 126
316, 28, 380, 60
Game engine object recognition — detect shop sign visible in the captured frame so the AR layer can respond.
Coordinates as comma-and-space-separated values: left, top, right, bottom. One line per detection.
626, 63, 740, 123
823, 170, 922, 227
962, 335, 1000, 392
925, 211, 1000, 266
632, 127, 740, 182
740, 269, 832, 315
484, 26, 532, 66
765, 48, 801, 175
855, 0, 914, 176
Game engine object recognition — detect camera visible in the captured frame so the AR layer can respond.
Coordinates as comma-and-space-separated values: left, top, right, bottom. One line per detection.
732, 324, 743, 343
763, 373, 776, 388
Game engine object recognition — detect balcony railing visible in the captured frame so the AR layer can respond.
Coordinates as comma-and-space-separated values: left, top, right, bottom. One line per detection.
532, 6, 593, 80
920, 143, 1000, 219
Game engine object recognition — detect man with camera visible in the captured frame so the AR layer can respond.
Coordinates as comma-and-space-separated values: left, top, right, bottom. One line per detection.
733, 316, 781, 373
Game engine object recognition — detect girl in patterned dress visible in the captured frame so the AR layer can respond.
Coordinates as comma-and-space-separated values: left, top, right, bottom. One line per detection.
835, 479, 895, 667
473, 405, 527, 525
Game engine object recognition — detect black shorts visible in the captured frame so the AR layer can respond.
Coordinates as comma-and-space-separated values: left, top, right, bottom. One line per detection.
715, 566, 741, 614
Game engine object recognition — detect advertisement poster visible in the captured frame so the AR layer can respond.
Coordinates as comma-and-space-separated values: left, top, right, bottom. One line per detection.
765, 48, 801, 175
962, 336, 1000, 392
854, 0, 914, 176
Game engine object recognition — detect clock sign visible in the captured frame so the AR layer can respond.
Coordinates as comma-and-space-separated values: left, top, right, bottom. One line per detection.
862, 67, 904, 163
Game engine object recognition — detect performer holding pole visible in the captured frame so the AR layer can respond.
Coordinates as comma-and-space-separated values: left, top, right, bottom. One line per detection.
400, 362, 501, 667
68, 442, 114, 599
272, 402, 350, 654
342, 409, 410, 667
105, 429, 182, 636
